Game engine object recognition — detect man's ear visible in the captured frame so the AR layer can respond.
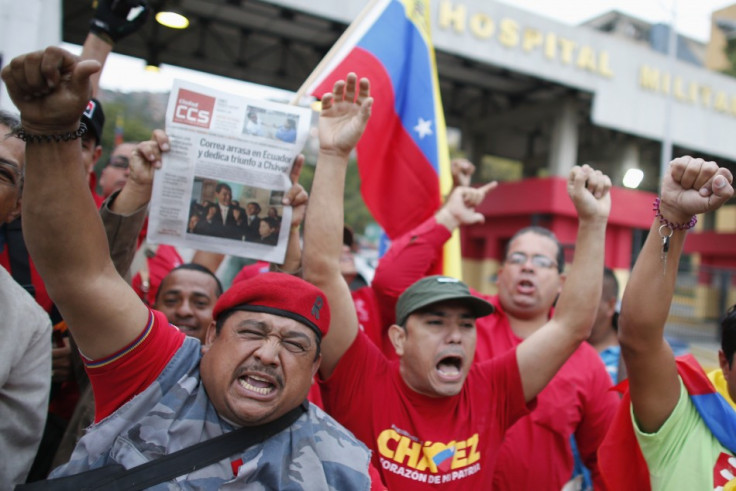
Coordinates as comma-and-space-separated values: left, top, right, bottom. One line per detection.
388, 324, 407, 356
202, 320, 218, 353
4, 196, 21, 224
557, 272, 567, 294
311, 353, 322, 378
92, 145, 103, 167
719, 349, 730, 375
604, 295, 618, 317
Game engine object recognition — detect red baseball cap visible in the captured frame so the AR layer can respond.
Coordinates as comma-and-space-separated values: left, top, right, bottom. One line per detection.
213, 272, 330, 342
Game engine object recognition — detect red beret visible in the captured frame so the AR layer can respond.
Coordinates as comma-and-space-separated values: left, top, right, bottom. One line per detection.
213, 272, 330, 341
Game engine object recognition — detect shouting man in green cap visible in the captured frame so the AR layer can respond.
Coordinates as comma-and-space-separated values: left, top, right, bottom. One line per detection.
302, 72, 613, 489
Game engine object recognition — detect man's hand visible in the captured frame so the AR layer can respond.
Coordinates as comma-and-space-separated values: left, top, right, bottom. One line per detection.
435, 182, 497, 231
318, 73, 373, 159
51, 337, 72, 384
285, 154, 308, 228
567, 164, 611, 222
1, 47, 100, 134
128, 129, 170, 188
109, 129, 169, 214
90, 0, 150, 44
451, 158, 476, 188
660, 156, 734, 223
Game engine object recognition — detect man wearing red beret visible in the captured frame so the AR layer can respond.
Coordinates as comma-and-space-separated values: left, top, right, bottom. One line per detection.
2, 47, 370, 488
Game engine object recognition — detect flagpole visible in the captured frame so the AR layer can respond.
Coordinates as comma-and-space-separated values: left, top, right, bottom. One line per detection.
291, 0, 383, 105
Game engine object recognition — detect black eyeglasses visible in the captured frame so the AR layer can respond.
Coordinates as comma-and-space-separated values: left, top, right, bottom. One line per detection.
108, 156, 129, 169
505, 252, 558, 269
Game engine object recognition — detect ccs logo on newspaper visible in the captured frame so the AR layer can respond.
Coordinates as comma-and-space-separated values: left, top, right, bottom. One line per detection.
173, 89, 215, 128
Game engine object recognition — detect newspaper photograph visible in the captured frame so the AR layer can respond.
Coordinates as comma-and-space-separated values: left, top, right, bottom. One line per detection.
147, 80, 312, 264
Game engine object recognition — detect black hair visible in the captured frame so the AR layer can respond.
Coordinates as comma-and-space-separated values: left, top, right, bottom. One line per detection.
504, 226, 565, 274
262, 216, 279, 230
0, 110, 20, 133
721, 304, 736, 367
155, 263, 223, 304
215, 182, 232, 194
603, 267, 620, 330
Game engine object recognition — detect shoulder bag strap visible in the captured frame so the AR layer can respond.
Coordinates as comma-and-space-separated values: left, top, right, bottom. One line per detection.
17, 401, 308, 491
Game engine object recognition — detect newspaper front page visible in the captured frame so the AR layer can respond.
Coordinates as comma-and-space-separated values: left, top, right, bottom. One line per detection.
148, 80, 312, 264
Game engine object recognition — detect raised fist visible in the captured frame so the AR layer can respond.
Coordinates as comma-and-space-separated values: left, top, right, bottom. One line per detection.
90, 0, 150, 44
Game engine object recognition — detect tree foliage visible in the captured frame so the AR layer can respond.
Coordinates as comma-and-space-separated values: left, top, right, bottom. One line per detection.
722, 38, 736, 78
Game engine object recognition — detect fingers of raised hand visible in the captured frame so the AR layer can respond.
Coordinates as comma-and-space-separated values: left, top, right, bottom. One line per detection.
710, 171, 735, 207
569, 164, 610, 199
587, 169, 611, 199
692, 160, 720, 194
290, 154, 305, 184
321, 93, 334, 111
135, 140, 162, 168
286, 184, 308, 207
461, 188, 482, 207
568, 164, 589, 193
151, 129, 170, 153
677, 157, 710, 190
344, 72, 357, 102
667, 156, 693, 186
478, 181, 498, 197
4, 53, 40, 100
357, 77, 371, 104
332, 79, 346, 103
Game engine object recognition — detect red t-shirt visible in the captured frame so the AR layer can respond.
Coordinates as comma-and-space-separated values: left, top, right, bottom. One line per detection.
481, 299, 618, 489
372, 216, 620, 490
320, 332, 531, 489
351, 285, 395, 357
369, 217, 451, 361
83, 309, 185, 422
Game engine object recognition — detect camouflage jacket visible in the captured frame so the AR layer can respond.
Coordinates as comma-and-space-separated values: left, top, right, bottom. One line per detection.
50, 337, 371, 490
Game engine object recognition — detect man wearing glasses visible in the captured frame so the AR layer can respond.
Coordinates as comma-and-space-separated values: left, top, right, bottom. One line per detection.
98, 142, 137, 199
371, 180, 619, 490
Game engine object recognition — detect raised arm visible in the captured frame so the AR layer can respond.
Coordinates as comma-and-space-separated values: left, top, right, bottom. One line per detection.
101, 130, 169, 276
516, 165, 611, 402
1, 47, 151, 360
620, 156, 733, 433
271, 154, 307, 275
371, 182, 496, 317
83, 0, 150, 97
302, 74, 372, 378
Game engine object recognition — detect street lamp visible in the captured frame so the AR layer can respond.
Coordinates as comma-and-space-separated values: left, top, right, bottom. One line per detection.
623, 168, 644, 189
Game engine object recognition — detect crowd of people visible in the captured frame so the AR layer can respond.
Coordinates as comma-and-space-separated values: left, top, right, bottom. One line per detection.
0, 1, 735, 490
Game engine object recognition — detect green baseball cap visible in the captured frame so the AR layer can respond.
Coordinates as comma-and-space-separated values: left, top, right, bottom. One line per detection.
395, 275, 495, 326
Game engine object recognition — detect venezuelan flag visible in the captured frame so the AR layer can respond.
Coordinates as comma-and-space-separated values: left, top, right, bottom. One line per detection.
303, 0, 460, 277
598, 355, 736, 490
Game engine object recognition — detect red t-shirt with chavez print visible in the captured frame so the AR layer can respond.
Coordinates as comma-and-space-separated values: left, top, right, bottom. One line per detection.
320, 331, 531, 489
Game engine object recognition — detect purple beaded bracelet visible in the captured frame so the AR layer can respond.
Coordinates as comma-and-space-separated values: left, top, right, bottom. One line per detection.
653, 197, 697, 230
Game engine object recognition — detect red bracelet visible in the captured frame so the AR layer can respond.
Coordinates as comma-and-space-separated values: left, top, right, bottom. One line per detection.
653, 197, 697, 230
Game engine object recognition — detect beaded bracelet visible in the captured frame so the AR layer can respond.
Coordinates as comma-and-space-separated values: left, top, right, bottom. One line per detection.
652, 197, 697, 230
653, 197, 697, 275
12, 123, 87, 144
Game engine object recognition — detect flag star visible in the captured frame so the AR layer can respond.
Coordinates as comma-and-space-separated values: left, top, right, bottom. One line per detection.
414, 118, 433, 139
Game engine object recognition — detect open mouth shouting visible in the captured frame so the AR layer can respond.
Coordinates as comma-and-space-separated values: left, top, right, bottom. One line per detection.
436, 354, 465, 382
239, 374, 276, 395
235, 365, 283, 399
516, 277, 537, 295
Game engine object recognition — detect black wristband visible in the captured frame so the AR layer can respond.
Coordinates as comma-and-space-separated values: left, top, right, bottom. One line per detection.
13, 123, 88, 144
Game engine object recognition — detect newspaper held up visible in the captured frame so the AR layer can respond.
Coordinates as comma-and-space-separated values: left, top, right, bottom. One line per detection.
148, 80, 312, 264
